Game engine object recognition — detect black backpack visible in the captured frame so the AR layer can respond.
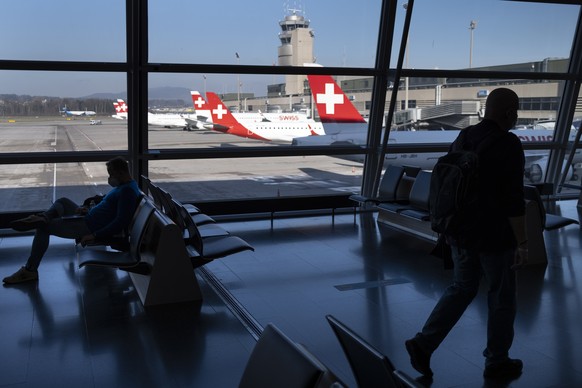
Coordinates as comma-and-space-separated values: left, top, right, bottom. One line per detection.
429, 128, 501, 235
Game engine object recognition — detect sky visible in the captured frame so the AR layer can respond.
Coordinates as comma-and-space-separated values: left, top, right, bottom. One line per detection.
0, 0, 579, 98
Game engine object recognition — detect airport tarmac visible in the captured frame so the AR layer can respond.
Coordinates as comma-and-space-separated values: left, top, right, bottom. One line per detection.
0, 118, 364, 213
2, 117, 579, 214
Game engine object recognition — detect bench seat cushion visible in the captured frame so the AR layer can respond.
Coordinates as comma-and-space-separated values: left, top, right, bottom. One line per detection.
398, 208, 430, 221
187, 235, 254, 268
376, 202, 412, 213
78, 248, 151, 275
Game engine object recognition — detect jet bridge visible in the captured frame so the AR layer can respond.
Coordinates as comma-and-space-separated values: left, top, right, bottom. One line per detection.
394, 100, 481, 129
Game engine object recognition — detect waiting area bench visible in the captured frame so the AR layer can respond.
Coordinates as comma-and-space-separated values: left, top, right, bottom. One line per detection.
77, 191, 255, 306
363, 165, 578, 266
77, 197, 203, 306
140, 176, 255, 266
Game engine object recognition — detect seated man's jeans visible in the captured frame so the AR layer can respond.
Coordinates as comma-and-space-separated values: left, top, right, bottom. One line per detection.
416, 245, 517, 365
25, 198, 92, 271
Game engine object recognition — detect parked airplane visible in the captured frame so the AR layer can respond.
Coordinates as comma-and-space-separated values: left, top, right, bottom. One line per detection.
61, 106, 96, 117
293, 75, 580, 183
111, 99, 199, 130
204, 92, 325, 142
190, 91, 312, 130
112, 99, 128, 120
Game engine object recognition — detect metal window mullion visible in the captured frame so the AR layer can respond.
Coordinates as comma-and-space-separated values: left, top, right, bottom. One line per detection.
552, 7, 582, 193
126, 0, 148, 182
361, 0, 399, 199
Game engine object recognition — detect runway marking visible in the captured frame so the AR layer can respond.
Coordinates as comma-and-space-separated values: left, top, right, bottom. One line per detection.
51, 127, 57, 146
53, 162, 57, 202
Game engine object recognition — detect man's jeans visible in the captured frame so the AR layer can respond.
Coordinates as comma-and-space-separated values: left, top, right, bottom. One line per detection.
25, 198, 91, 271
416, 245, 517, 365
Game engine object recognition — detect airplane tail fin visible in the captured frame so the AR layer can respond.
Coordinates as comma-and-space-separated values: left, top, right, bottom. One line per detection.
206, 92, 268, 140
190, 91, 208, 111
112, 99, 128, 119
205, 92, 240, 128
190, 91, 212, 128
307, 75, 367, 124
116, 99, 128, 113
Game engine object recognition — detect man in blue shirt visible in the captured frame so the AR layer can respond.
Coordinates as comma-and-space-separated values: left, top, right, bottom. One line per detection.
3, 157, 141, 284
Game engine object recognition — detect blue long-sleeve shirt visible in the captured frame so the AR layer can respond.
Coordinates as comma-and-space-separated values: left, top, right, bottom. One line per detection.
84, 180, 141, 239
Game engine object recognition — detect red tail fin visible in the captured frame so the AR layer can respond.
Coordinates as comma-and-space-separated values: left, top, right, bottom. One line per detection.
307, 75, 366, 124
205, 92, 268, 140
205, 92, 239, 126
116, 99, 128, 113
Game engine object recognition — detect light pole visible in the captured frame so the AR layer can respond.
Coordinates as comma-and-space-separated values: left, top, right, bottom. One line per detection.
403, 2, 409, 110
469, 20, 477, 69
202, 75, 207, 96
235, 52, 241, 112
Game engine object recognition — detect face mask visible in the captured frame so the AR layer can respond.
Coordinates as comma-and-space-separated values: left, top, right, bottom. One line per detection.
108, 176, 120, 187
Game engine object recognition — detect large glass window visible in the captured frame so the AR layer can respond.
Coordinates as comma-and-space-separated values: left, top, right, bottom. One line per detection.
0, 0, 126, 62
0, 162, 113, 212
146, 72, 369, 149
149, 156, 363, 202
388, 75, 566, 185
397, 0, 579, 71
1, 0, 582, 217
0, 71, 128, 153
148, 0, 382, 67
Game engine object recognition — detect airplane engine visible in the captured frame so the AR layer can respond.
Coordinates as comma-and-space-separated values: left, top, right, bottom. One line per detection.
526, 160, 575, 184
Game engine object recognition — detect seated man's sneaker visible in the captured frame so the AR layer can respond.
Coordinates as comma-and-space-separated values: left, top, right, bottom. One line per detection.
405, 337, 433, 377
3, 267, 39, 284
484, 358, 523, 379
10, 215, 47, 232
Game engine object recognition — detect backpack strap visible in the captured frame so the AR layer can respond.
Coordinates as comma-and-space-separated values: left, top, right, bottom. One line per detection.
452, 125, 506, 155
474, 128, 507, 156
450, 126, 472, 152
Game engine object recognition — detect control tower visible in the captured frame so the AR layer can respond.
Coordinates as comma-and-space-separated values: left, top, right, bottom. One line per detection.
278, 9, 315, 95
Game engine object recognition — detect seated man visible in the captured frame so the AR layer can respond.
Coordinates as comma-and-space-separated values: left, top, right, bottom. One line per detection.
3, 156, 141, 284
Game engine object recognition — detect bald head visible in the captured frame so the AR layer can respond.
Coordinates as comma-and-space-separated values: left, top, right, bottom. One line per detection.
483, 88, 519, 131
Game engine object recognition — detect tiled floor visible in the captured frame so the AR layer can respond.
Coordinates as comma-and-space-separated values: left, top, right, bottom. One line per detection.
2, 200, 582, 387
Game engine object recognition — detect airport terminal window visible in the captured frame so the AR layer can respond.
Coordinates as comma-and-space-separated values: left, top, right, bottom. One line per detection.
384, 74, 568, 188
148, 0, 382, 67
0, 162, 113, 213
148, 157, 363, 203
399, 0, 578, 71
520, 97, 560, 112
0, 0, 125, 62
0, 71, 128, 153
146, 72, 372, 152
2, 0, 582, 217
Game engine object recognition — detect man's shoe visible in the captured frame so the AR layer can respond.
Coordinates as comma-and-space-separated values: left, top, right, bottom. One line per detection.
483, 358, 523, 379
405, 337, 433, 377
10, 215, 47, 232
3, 267, 39, 284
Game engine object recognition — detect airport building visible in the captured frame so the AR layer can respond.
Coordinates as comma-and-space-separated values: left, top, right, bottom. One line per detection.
1, 1, 582, 387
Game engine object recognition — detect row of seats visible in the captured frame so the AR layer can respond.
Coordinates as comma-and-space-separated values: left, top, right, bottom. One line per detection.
141, 176, 255, 268
352, 164, 579, 266
352, 165, 436, 241
76, 180, 255, 307
240, 315, 421, 388
77, 196, 205, 306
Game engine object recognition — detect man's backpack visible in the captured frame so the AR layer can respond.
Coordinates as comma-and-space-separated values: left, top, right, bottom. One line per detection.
429, 128, 501, 235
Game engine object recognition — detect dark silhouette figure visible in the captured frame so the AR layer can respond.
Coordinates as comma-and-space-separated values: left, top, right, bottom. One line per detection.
405, 88, 528, 380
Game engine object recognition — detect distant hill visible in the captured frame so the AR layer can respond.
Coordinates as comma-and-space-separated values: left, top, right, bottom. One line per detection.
83, 86, 192, 101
